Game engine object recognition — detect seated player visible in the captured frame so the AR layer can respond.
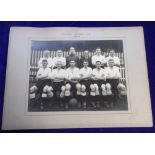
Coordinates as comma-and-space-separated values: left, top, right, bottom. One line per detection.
64, 60, 80, 109
29, 59, 53, 108
106, 49, 120, 67
91, 61, 106, 108
105, 58, 126, 107
66, 47, 79, 67
79, 60, 93, 108
79, 50, 92, 68
38, 50, 53, 69
52, 49, 66, 69
50, 61, 66, 106
92, 47, 106, 67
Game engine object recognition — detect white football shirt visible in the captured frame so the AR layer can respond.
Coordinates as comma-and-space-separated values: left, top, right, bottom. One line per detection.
38, 57, 53, 68
52, 56, 66, 68
106, 56, 120, 66
105, 66, 121, 79
65, 67, 80, 80
79, 67, 92, 79
37, 67, 51, 79
92, 55, 106, 66
50, 68, 66, 82
92, 68, 106, 79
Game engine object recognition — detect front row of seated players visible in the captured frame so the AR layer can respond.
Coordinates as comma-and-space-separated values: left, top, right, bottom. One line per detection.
29, 58, 127, 110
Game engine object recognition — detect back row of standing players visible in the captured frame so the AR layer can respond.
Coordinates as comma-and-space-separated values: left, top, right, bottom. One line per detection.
30, 47, 127, 109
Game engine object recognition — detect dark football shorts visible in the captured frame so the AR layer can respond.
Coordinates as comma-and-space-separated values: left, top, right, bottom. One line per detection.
36, 79, 52, 93
52, 81, 65, 91
106, 79, 119, 93
80, 79, 92, 91
92, 79, 106, 89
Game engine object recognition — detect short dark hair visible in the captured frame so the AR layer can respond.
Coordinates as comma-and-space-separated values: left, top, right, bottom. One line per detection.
96, 61, 101, 64
42, 59, 47, 63
108, 58, 114, 62
83, 60, 89, 64
70, 60, 75, 63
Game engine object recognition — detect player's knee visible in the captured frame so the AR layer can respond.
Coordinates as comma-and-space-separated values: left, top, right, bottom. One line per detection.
61, 86, 66, 92
101, 84, 106, 90
117, 83, 126, 91
46, 86, 53, 93
81, 85, 86, 91
30, 85, 37, 93
65, 83, 71, 90
43, 85, 48, 92
76, 83, 81, 90
94, 83, 99, 90
106, 83, 111, 90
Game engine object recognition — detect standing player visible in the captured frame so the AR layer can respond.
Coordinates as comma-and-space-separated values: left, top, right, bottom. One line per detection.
64, 60, 80, 109
105, 58, 126, 107
79, 50, 92, 68
92, 48, 106, 67
66, 47, 79, 67
38, 50, 53, 69
79, 60, 93, 108
106, 49, 120, 67
29, 59, 53, 108
50, 60, 66, 103
52, 50, 66, 69
90, 61, 106, 108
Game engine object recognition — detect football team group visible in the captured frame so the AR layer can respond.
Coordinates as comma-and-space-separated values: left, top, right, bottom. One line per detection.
29, 47, 127, 110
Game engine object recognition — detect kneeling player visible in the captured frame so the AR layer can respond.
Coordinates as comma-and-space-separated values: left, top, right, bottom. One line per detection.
79, 60, 92, 109
105, 58, 127, 107
29, 59, 53, 108
64, 60, 80, 109
50, 61, 66, 107
91, 61, 106, 108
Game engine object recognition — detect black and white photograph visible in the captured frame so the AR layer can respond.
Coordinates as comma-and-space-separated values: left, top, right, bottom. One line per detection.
2, 27, 152, 129
28, 40, 128, 112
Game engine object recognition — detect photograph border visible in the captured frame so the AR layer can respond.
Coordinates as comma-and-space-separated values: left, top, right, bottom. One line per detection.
25, 36, 132, 116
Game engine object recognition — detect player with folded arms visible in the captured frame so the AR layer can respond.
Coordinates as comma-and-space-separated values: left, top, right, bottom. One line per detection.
91, 61, 106, 108
29, 59, 53, 109
38, 50, 53, 69
79, 60, 93, 109
105, 58, 126, 108
63, 60, 80, 109
91, 47, 106, 68
50, 61, 66, 107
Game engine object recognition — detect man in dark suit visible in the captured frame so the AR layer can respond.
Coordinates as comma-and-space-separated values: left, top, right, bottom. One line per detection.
79, 50, 92, 68
66, 47, 79, 67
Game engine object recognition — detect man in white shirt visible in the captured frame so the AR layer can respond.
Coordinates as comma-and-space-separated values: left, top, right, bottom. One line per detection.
49, 61, 66, 107
91, 47, 106, 67
65, 60, 80, 94
64, 60, 80, 109
106, 49, 120, 67
90, 61, 106, 108
52, 50, 66, 69
30, 59, 53, 103
50, 61, 66, 95
38, 50, 53, 69
79, 60, 93, 108
105, 58, 126, 107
